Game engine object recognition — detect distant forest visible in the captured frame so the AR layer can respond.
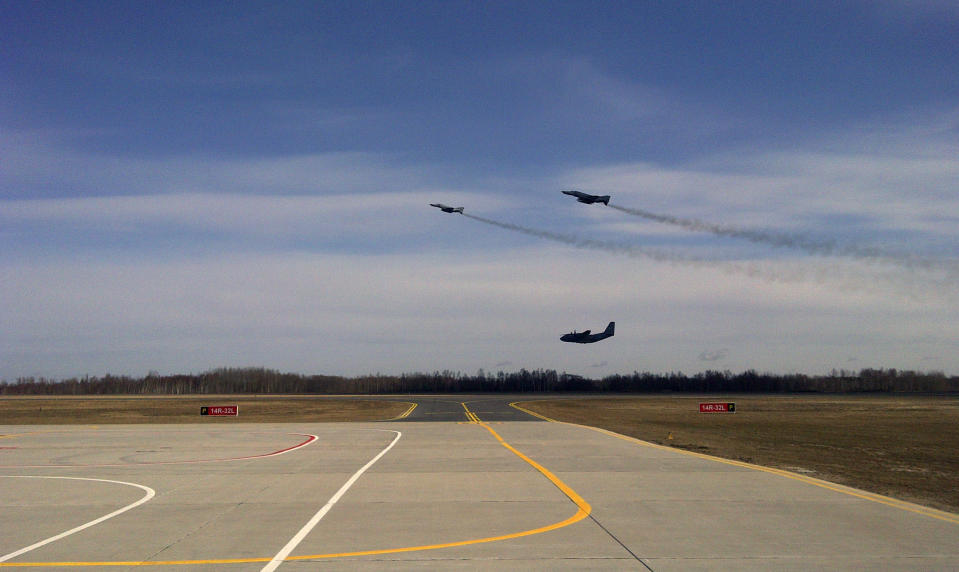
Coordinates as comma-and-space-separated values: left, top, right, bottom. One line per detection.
2, 367, 957, 395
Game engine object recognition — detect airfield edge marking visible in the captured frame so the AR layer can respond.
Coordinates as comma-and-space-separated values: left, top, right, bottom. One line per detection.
509, 401, 557, 422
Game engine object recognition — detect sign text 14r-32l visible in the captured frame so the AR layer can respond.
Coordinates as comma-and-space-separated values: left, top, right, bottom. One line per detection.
699, 402, 735, 413
201, 406, 238, 416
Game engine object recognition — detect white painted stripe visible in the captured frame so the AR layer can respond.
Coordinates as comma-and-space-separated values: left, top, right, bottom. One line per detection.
0, 476, 156, 563
261, 430, 402, 572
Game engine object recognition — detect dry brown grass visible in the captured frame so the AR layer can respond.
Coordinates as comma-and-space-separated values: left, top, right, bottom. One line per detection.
0, 396, 411, 424
517, 395, 959, 513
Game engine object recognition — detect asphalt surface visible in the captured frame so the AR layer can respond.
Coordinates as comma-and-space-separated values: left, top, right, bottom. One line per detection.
1, 396, 956, 570
391, 395, 543, 422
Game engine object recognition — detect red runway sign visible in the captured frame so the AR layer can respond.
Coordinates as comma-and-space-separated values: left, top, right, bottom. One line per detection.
201, 405, 238, 416
700, 402, 735, 413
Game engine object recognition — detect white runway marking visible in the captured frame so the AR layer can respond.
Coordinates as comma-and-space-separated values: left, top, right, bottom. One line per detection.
0, 476, 155, 563
261, 430, 402, 572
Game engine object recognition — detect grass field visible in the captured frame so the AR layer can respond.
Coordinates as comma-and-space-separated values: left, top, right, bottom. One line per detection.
0, 396, 411, 424
517, 395, 959, 513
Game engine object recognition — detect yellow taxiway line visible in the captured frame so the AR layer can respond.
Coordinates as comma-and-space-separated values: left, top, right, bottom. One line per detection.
460, 402, 482, 423
1, 406, 591, 567
388, 402, 418, 420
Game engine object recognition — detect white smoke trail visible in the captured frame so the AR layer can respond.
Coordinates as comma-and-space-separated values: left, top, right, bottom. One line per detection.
463, 213, 827, 281
461, 212, 956, 302
463, 213, 682, 264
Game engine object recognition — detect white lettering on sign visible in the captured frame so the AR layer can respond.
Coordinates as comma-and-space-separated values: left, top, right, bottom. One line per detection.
201, 406, 238, 416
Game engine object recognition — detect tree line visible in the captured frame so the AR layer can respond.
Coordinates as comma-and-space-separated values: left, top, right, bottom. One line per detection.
2, 367, 957, 395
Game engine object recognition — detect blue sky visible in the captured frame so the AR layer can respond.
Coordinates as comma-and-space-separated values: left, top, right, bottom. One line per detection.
3, 2, 958, 379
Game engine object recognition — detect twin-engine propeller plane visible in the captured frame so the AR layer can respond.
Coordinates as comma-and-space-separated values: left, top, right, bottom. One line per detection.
430, 203, 464, 213
561, 321, 615, 344
561, 190, 610, 205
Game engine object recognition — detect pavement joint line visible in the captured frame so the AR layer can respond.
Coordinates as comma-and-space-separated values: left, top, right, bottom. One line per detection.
587, 514, 652, 570
0, 413, 593, 567
509, 402, 959, 525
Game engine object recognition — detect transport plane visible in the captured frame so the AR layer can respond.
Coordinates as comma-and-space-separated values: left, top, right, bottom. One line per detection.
561, 321, 615, 343
561, 190, 610, 205
430, 203, 464, 213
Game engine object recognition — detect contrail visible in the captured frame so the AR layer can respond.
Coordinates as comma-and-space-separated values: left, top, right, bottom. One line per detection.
461, 212, 956, 301
609, 204, 847, 253
462, 213, 689, 265
607, 203, 955, 276
463, 213, 837, 282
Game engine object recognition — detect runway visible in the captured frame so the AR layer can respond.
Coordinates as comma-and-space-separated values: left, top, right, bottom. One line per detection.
1, 397, 956, 570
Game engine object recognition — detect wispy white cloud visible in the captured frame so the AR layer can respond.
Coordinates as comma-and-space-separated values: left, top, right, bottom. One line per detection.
1, 191, 486, 241
4, 105, 959, 379
560, 110, 959, 253
554, 56, 670, 122
699, 349, 729, 363
4, 3, 958, 382
4, 246, 956, 380
1, 131, 439, 198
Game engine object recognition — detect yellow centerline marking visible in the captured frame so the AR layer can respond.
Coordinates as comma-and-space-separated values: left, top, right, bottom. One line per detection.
388, 402, 418, 420
1, 406, 592, 567
510, 401, 959, 525
460, 402, 481, 423
510, 402, 556, 422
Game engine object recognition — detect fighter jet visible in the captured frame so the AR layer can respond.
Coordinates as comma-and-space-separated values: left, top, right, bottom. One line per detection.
561, 322, 615, 344
561, 190, 610, 205
430, 203, 464, 213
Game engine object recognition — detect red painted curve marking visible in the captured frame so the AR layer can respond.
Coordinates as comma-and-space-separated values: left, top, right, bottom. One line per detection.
0, 433, 317, 469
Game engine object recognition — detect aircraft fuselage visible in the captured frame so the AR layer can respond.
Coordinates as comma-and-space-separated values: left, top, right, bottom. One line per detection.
561, 322, 615, 343
561, 190, 610, 205
430, 203, 464, 213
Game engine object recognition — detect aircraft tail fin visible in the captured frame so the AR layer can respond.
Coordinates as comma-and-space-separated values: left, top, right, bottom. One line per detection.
453, 207, 464, 213
603, 321, 615, 335
600, 195, 610, 205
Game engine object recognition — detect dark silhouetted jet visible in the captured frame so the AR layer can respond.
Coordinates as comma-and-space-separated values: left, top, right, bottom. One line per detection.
561, 322, 615, 343
562, 190, 610, 205
430, 203, 464, 213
